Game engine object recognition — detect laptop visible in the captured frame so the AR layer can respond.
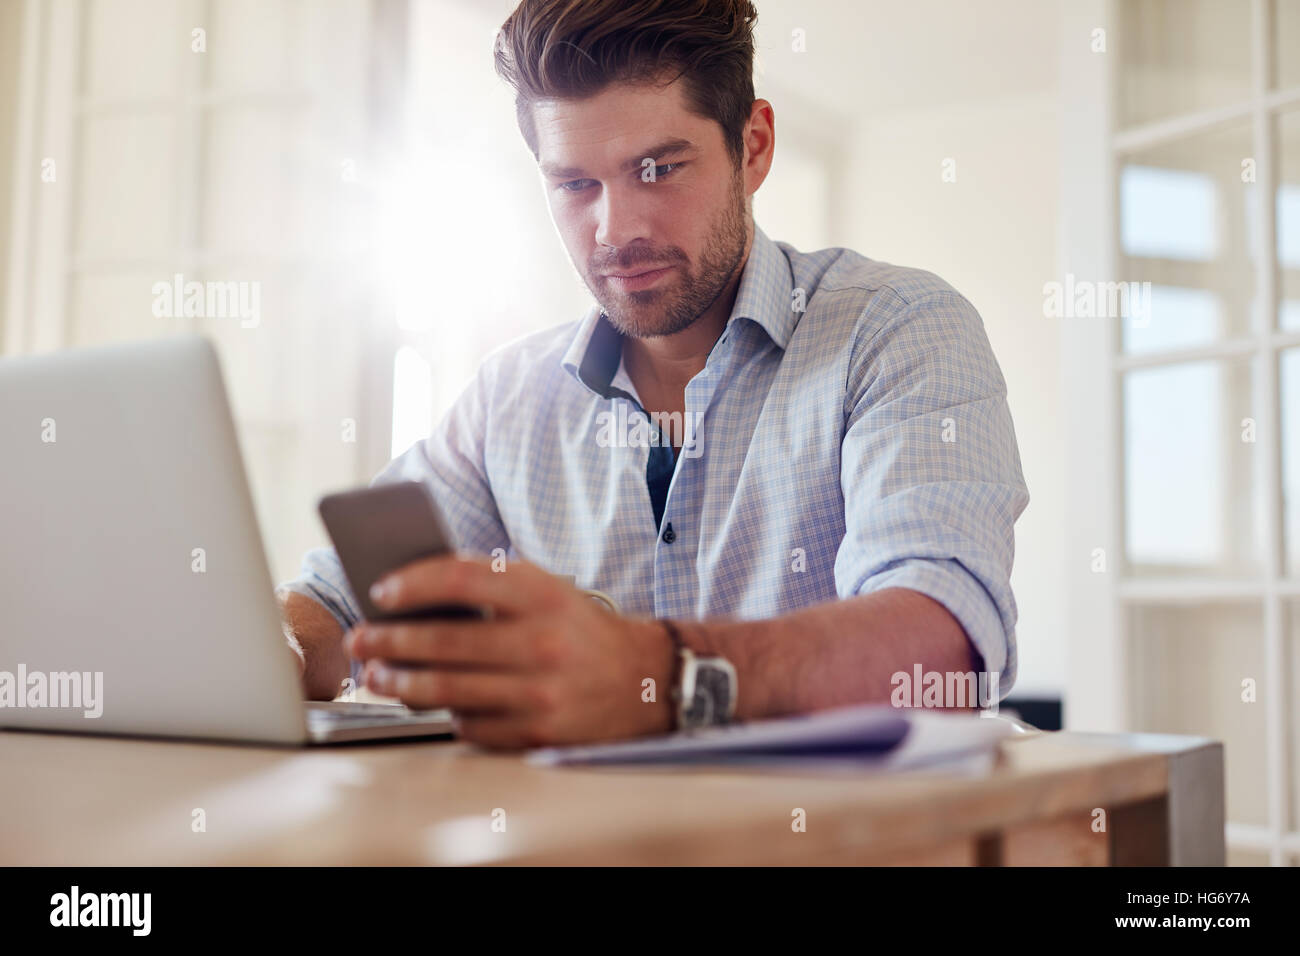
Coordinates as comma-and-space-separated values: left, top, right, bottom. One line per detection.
0, 335, 454, 745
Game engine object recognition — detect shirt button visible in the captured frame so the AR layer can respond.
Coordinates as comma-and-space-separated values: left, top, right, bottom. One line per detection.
662, 523, 676, 543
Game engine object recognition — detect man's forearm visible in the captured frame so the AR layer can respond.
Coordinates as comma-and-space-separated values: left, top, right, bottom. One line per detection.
673, 588, 984, 721
279, 590, 351, 701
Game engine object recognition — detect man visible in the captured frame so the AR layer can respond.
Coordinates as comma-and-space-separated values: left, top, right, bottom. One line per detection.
277, 0, 1029, 750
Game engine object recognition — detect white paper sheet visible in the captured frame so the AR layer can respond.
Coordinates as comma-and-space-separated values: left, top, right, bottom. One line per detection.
525, 703, 1019, 769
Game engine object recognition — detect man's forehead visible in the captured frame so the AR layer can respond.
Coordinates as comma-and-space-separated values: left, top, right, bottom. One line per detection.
532, 80, 712, 172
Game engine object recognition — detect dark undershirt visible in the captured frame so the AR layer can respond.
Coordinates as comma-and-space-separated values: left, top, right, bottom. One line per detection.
644, 431, 678, 531
576, 314, 681, 533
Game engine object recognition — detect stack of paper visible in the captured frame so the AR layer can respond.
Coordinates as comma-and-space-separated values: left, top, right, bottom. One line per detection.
526, 703, 1019, 770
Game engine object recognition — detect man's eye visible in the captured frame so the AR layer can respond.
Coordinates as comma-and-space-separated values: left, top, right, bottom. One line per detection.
650, 163, 681, 179
559, 179, 596, 192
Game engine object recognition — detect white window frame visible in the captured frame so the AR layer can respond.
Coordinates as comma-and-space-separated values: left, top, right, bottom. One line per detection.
1062, 0, 1300, 865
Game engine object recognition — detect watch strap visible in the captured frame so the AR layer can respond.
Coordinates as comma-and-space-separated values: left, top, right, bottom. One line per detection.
660, 619, 687, 731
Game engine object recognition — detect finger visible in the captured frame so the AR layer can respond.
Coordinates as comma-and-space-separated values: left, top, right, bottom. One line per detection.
347, 620, 553, 669
363, 661, 546, 714
370, 554, 564, 618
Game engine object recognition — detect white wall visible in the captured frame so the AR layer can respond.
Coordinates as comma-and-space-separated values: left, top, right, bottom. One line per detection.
838, 91, 1065, 697
0, 0, 23, 347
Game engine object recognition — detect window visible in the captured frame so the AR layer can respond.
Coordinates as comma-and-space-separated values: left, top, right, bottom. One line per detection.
1064, 0, 1300, 865
5, 0, 384, 583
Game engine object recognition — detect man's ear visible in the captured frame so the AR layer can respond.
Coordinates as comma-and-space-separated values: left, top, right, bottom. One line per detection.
741, 98, 775, 196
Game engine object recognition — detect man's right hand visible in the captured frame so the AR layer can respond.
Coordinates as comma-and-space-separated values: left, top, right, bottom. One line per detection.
277, 589, 352, 700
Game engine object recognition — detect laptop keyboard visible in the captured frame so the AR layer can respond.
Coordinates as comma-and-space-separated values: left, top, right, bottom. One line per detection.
305, 702, 448, 724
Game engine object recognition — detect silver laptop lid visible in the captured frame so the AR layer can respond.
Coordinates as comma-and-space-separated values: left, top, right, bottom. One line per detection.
0, 336, 306, 744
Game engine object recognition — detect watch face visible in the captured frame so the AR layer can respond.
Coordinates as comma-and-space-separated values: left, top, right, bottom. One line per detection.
683, 662, 733, 727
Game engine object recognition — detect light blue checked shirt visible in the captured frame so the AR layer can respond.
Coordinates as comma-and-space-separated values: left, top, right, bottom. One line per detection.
279, 225, 1029, 698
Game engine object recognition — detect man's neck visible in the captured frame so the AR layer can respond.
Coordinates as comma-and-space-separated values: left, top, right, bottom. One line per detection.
621, 241, 752, 413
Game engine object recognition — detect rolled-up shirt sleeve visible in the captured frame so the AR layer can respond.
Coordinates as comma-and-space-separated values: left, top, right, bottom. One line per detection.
276, 547, 362, 632
833, 289, 1030, 700
275, 352, 510, 644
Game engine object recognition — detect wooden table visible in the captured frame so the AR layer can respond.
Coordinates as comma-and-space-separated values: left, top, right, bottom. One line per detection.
0, 727, 1223, 865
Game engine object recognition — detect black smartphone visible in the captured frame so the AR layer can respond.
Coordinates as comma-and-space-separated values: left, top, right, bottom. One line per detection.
317, 481, 487, 622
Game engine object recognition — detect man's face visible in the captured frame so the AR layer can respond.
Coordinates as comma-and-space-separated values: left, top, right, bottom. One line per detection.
533, 78, 750, 339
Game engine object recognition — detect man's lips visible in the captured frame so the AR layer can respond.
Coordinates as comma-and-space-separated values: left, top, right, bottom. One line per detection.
601, 265, 673, 278
600, 265, 676, 292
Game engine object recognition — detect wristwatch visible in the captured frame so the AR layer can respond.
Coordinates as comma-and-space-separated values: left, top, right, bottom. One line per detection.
661, 620, 737, 731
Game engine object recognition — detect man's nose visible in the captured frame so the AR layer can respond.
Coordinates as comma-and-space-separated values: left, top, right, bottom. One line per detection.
594, 182, 650, 250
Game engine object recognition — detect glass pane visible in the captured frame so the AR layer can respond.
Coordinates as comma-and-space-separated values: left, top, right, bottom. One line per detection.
1120, 285, 1221, 354
1117, 0, 1252, 128
205, 0, 291, 93
82, 0, 186, 100
1277, 0, 1300, 91
77, 115, 178, 258
1128, 604, 1268, 827
1279, 111, 1300, 331
1284, 349, 1300, 577
1123, 359, 1259, 576
1119, 125, 1257, 352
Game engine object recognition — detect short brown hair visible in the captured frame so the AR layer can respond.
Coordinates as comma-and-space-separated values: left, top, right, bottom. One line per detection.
493, 0, 759, 169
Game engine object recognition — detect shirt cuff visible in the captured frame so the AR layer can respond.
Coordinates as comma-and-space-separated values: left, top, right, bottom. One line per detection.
274, 574, 359, 635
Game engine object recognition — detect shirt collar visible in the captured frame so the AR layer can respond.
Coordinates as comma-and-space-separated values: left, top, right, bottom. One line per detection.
561, 224, 797, 398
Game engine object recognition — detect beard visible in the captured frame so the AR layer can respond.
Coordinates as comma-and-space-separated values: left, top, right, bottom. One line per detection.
587, 170, 749, 340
